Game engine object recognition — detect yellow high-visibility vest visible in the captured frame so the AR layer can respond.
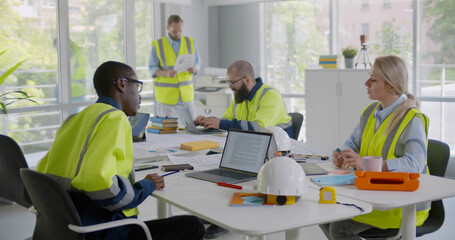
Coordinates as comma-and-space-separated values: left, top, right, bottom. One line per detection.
37, 103, 138, 217
352, 102, 430, 229
223, 82, 292, 131
152, 36, 195, 104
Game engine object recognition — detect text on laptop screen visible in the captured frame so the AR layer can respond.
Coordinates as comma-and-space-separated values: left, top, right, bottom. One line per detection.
220, 130, 271, 173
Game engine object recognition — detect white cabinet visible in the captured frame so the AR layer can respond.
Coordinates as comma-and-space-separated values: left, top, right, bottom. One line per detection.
305, 69, 374, 154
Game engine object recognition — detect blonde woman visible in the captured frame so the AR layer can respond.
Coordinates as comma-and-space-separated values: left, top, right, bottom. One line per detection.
320, 56, 430, 239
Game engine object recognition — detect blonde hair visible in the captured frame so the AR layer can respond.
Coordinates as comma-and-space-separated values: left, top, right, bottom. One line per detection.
373, 56, 420, 135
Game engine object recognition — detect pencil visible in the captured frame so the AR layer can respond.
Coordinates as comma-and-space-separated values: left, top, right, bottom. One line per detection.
161, 171, 180, 177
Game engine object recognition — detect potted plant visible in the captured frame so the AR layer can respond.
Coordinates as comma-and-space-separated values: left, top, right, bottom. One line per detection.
342, 46, 358, 69
1, 50, 37, 114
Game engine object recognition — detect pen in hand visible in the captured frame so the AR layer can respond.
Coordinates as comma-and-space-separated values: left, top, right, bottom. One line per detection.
161, 171, 180, 177
336, 148, 348, 167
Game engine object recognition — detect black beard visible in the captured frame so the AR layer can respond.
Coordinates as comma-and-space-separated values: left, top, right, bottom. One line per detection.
234, 83, 250, 103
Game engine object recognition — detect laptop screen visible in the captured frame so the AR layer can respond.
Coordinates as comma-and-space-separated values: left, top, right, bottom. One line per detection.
219, 129, 272, 173
176, 105, 197, 131
129, 112, 150, 141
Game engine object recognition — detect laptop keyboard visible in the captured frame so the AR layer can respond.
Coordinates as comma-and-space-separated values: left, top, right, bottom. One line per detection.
207, 168, 255, 179
198, 128, 222, 134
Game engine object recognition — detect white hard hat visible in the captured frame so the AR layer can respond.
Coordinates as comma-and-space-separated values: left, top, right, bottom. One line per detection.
257, 157, 308, 205
264, 126, 291, 153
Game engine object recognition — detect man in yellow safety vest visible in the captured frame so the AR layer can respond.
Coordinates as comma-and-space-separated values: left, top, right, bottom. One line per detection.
37, 61, 205, 240
148, 15, 200, 119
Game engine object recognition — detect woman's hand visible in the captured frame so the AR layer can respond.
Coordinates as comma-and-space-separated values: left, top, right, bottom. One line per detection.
332, 149, 344, 167
340, 149, 363, 170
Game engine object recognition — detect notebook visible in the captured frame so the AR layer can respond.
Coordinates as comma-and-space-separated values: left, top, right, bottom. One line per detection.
186, 129, 273, 184
176, 105, 224, 134
299, 163, 329, 175
129, 112, 150, 142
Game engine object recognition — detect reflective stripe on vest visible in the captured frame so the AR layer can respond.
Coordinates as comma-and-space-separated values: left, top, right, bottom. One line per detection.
232, 87, 292, 130
153, 36, 195, 104
39, 105, 138, 217
352, 103, 430, 228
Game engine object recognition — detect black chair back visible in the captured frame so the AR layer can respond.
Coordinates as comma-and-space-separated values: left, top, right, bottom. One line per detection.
20, 169, 84, 240
0, 135, 32, 208
289, 112, 303, 140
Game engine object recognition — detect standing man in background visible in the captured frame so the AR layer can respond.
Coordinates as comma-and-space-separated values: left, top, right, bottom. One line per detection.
148, 15, 200, 119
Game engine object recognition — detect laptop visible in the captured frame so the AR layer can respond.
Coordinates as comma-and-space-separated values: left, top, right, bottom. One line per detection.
176, 105, 224, 134
129, 112, 150, 142
299, 163, 329, 175
186, 129, 273, 184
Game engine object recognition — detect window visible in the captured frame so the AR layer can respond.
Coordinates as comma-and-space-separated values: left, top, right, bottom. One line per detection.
134, 0, 155, 114
361, 0, 369, 10
419, 0, 455, 151
0, 0, 153, 154
383, 0, 391, 9
339, 1, 412, 68
361, 23, 369, 37
264, 0, 330, 141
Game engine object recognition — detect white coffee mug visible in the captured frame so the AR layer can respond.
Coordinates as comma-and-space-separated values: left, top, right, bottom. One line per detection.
362, 156, 383, 172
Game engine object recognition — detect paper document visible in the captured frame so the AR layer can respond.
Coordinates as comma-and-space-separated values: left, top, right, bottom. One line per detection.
174, 54, 195, 73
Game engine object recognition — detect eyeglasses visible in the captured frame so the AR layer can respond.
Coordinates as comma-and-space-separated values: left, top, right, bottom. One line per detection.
226, 76, 246, 88
118, 78, 143, 93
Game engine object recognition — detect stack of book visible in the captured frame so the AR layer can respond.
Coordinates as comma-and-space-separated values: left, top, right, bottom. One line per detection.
147, 116, 178, 134
319, 55, 337, 69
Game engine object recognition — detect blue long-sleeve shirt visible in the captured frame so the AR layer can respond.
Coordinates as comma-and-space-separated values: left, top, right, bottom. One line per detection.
342, 94, 427, 173
148, 34, 201, 78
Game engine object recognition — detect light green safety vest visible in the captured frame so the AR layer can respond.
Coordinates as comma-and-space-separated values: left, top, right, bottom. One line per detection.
223, 83, 292, 131
352, 102, 430, 229
153, 36, 195, 105
36, 103, 138, 217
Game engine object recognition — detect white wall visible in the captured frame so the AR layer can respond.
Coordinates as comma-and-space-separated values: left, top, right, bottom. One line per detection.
161, 2, 261, 75
212, 4, 261, 73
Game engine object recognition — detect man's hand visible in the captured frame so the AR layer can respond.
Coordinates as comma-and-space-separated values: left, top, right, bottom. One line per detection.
187, 67, 197, 74
203, 117, 221, 129
167, 70, 177, 78
194, 115, 207, 126
144, 173, 165, 190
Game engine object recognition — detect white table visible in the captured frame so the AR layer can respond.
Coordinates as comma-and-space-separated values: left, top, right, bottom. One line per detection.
134, 132, 372, 239
152, 180, 372, 240
311, 162, 455, 240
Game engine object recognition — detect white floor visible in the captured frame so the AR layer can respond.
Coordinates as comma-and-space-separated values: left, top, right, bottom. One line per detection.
2, 161, 455, 240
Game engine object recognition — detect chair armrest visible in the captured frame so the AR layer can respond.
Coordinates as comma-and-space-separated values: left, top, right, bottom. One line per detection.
68, 218, 152, 240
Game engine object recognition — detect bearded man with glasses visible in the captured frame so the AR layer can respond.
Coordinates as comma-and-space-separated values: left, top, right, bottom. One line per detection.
194, 60, 294, 138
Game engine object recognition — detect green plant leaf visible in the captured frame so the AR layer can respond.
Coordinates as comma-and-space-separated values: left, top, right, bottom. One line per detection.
0, 59, 28, 86
0, 103, 6, 114
0, 50, 6, 57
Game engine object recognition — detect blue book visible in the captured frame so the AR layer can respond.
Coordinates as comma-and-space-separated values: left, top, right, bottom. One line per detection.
149, 116, 177, 123
146, 127, 177, 134
310, 175, 355, 186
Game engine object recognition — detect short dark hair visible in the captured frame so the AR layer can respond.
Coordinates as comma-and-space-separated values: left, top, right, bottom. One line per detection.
167, 15, 183, 26
93, 61, 134, 97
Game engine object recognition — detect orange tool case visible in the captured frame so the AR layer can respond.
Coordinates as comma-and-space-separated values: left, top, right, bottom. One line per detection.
354, 171, 420, 191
